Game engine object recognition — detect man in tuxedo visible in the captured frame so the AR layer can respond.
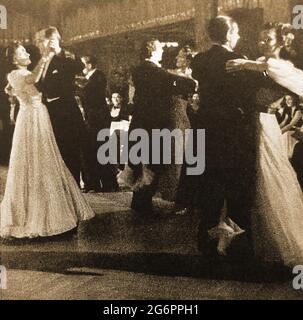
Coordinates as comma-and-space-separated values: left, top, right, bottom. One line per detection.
130, 39, 196, 215
191, 16, 258, 258
80, 55, 118, 192
35, 27, 85, 185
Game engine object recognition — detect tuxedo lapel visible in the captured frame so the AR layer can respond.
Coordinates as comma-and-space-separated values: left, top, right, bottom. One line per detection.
43, 55, 59, 82
86, 70, 98, 87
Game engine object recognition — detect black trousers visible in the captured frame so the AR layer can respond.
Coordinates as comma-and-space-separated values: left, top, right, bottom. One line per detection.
81, 109, 118, 192
46, 98, 83, 185
196, 114, 257, 243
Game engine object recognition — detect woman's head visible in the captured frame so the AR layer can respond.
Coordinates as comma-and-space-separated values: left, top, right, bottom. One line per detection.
176, 46, 194, 69
282, 95, 298, 108
6, 41, 31, 69
259, 23, 295, 59
111, 92, 123, 107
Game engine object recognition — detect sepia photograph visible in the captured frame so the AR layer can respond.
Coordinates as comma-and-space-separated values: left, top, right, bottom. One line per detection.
0, 0, 303, 304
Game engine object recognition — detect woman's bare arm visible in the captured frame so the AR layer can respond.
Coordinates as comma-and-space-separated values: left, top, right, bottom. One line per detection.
281, 110, 302, 134
25, 51, 54, 84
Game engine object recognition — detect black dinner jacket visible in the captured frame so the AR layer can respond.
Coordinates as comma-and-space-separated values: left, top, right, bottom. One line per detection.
131, 60, 196, 130
37, 50, 84, 103
82, 69, 111, 129
191, 45, 259, 122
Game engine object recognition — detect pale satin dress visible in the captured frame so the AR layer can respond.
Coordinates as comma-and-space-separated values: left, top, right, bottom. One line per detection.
0, 69, 95, 238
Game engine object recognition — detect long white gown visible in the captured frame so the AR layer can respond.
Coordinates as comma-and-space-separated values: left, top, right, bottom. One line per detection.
252, 58, 303, 266
0, 69, 95, 238
253, 112, 303, 266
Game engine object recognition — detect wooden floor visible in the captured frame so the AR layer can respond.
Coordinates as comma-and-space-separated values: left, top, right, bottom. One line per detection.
0, 166, 303, 300
1, 268, 302, 300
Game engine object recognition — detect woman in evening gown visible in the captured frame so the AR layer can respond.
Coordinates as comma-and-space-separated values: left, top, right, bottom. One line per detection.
158, 46, 197, 202
0, 42, 95, 239
217, 23, 303, 266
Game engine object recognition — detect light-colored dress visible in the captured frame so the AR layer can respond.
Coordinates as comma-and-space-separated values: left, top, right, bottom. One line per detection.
253, 112, 303, 265
252, 58, 303, 265
0, 69, 95, 238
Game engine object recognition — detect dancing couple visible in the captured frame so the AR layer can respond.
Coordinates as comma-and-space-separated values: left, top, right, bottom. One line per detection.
0, 27, 95, 239
191, 16, 303, 267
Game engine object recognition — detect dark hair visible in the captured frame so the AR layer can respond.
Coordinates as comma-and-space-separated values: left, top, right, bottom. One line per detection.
281, 94, 299, 109
177, 45, 195, 66
82, 55, 98, 68
263, 22, 296, 60
5, 41, 22, 70
263, 22, 294, 46
140, 38, 161, 60
207, 15, 237, 44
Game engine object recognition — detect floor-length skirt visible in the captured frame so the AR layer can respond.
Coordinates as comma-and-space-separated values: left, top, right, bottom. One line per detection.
252, 113, 303, 266
0, 101, 95, 238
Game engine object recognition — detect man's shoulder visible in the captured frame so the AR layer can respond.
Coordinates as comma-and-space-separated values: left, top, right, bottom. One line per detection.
133, 61, 164, 79
194, 46, 244, 62
134, 60, 159, 71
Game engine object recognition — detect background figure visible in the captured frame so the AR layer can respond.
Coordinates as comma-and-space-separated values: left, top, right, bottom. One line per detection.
0, 54, 14, 164
129, 39, 196, 215
35, 27, 85, 185
81, 55, 118, 192
279, 95, 302, 159
175, 93, 200, 214
289, 95, 303, 190
110, 92, 131, 173
0, 85, 19, 164
158, 45, 196, 202
110, 92, 130, 122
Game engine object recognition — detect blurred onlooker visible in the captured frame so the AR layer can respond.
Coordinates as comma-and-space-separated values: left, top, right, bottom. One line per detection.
174, 93, 200, 215
110, 92, 130, 122
187, 93, 200, 128
280, 95, 302, 134
80, 55, 118, 193
0, 77, 19, 164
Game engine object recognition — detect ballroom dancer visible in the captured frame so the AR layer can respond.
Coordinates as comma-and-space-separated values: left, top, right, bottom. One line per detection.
34, 27, 85, 185
0, 42, 95, 239
159, 46, 197, 202
129, 39, 196, 216
191, 16, 259, 258
80, 55, 118, 193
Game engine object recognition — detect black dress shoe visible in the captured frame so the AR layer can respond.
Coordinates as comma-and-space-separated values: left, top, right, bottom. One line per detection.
197, 229, 218, 258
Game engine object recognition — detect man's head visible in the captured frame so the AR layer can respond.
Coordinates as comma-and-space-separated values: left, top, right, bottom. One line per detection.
207, 15, 240, 50
81, 55, 98, 75
34, 26, 61, 54
141, 39, 164, 63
